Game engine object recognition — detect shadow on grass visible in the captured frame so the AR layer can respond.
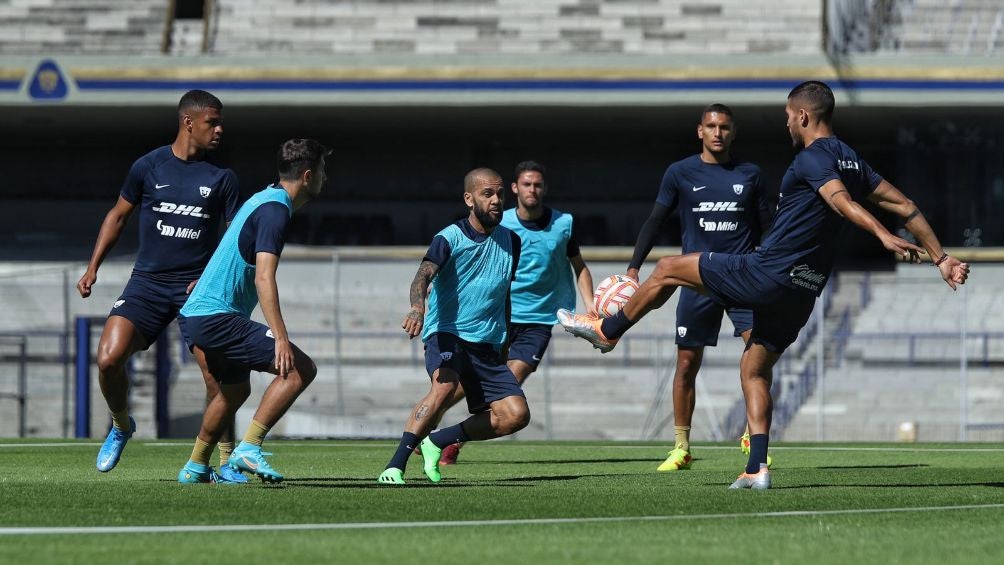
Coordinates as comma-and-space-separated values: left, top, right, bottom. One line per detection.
817, 464, 929, 470
280, 473, 639, 489
758, 481, 1004, 490
474, 458, 670, 465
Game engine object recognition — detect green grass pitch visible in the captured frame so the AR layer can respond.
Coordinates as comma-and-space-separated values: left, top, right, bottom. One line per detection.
1, 440, 1003, 564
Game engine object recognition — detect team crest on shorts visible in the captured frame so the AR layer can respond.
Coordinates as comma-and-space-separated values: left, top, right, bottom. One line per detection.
440, 352, 453, 361
199, 186, 212, 198
733, 184, 744, 195
677, 326, 687, 338
265, 329, 274, 338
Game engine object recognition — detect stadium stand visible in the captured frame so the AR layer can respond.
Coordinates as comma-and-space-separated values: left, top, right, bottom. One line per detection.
209, 0, 823, 55
831, 0, 1004, 54
0, 0, 169, 55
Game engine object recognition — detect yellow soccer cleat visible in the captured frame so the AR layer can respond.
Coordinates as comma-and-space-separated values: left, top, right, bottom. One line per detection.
656, 448, 693, 472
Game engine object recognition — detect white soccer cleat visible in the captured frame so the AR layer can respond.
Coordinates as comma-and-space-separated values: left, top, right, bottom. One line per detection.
556, 309, 618, 353
728, 464, 771, 490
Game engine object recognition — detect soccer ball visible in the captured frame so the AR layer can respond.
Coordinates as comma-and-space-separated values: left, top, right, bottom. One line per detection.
593, 275, 639, 318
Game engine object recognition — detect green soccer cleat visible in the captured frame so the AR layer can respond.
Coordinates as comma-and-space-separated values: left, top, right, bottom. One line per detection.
656, 447, 693, 472
739, 432, 774, 469
419, 437, 442, 482
378, 468, 405, 485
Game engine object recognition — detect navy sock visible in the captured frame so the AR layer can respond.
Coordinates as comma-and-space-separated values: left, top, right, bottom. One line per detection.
600, 310, 635, 340
386, 432, 420, 471
746, 433, 769, 474
429, 423, 470, 448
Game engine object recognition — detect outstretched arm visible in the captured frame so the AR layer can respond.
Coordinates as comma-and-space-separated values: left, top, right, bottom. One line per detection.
626, 203, 671, 281
402, 260, 439, 339
569, 254, 598, 317
77, 196, 136, 298
866, 180, 970, 288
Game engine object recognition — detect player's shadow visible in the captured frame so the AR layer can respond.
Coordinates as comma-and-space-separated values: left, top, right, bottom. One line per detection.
759, 480, 1004, 490
477, 457, 661, 465
283, 478, 534, 489
816, 464, 929, 470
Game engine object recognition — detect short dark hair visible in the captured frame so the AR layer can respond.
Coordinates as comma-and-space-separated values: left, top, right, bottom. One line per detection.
787, 81, 835, 123
700, 103, 733, 123
178, 89, 222, 117
277, 138, 329, 181
513, 160, 546, 181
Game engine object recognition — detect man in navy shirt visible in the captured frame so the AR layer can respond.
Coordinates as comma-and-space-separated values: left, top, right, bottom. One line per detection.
626, 104, 772, 472
560, 81, 969, 489
77, 90, 242, 479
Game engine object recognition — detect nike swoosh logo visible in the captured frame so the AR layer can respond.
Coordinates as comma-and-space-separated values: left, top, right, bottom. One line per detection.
240, 456, 258, 470
532, 355, 541, 361
692, 186, 705, 191
154, 184, 169, 189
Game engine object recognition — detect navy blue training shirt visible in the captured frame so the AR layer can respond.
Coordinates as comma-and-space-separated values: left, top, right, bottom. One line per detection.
236, 197, 289, 264
755, 137, 883, 295
120, 146, 240, 282
657, 155, 769, 254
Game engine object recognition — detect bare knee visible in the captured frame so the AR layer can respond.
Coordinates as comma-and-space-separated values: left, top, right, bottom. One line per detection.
297, 358, 317, 386
96, 347, 126, 376
654, 256, 684, 281
497, 403, 531, 435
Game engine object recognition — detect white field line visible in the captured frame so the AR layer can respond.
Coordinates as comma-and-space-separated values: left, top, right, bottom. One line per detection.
0, 443, 101, 448
2, 503, 1004, 536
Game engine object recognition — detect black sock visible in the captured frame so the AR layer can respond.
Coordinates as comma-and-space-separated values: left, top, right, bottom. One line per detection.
600, 310, 635, 340
746, 433, 769, 474
386, 432, 420, 471
429, 423, 471, 448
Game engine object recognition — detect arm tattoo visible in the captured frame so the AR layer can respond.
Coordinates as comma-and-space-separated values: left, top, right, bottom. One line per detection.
905, 209, 921, 223
409, 261, 437, 308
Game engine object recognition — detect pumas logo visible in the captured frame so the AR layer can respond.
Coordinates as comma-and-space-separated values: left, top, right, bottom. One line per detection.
440, 352, 453, 361
789, 264, 827, 292
199, 186, 212, 198
113, 299, 125, 308
677, 326, 687, 338
699, 218, 739, 232
151, 202, 210, 218
733, 184, 744, 195
156, 220, 202, 240
692, 202, 744, 212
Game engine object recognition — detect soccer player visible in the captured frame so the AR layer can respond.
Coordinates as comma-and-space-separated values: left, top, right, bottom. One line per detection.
434, 160, 596, 465
625, 104, 772, 472
77, 90, 243, 480
559, 81, 969, 489
378, 168, 529, 485
175, 138, 327, 484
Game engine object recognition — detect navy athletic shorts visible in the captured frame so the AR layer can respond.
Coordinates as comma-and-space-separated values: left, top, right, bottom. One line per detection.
424, 332, 525, 413
178, 314, 276, 384
108, 273, 193, 348
507, 323, 553, 368
698, 252, 817, 353
675, 288, 753, 347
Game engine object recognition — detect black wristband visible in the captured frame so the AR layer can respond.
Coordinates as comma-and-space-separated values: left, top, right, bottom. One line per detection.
934, 254, 950, 267
905, 209, 921, 223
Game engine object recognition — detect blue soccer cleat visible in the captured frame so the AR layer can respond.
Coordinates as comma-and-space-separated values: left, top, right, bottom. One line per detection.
217, 462, 248, 483
96, 417, 135, 472
229, 442, 284, 483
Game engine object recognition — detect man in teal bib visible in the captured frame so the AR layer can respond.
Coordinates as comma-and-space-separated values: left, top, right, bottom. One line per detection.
378, 168, 529, 485
175, 138, 328, 484
437, 160, 597, 464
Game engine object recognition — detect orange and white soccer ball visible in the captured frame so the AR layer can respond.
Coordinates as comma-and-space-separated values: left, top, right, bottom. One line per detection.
593, 275, 639, 318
